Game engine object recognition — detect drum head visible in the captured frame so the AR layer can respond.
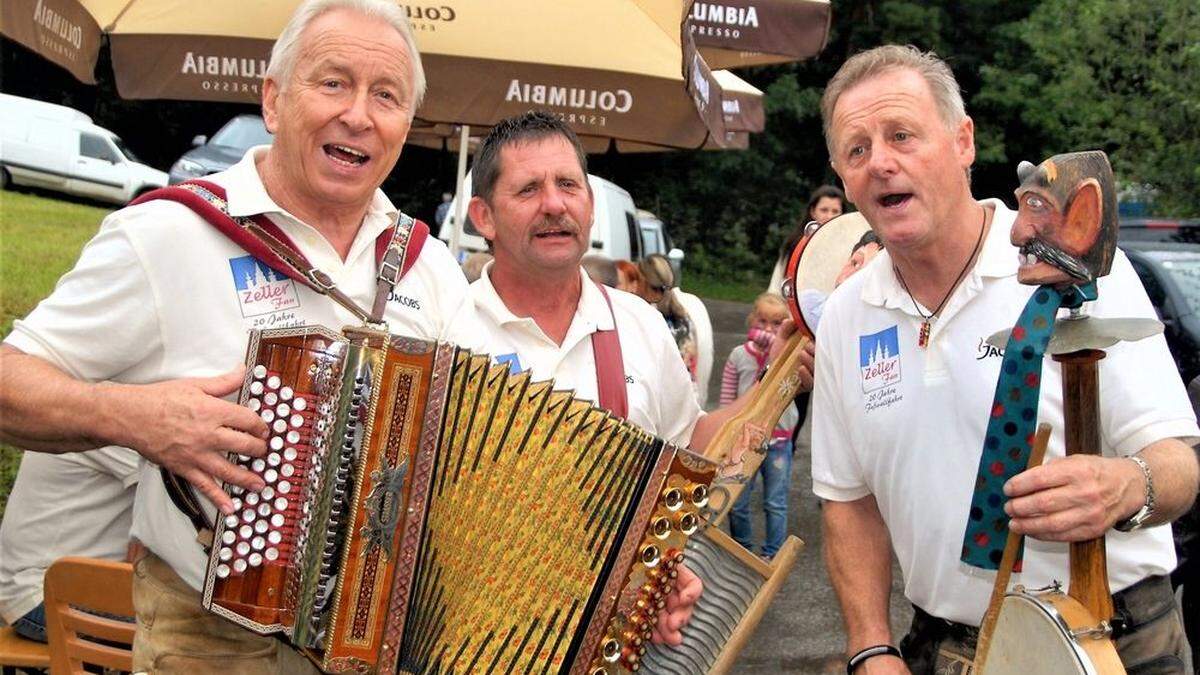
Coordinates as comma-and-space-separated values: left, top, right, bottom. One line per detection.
781, 212, 872, 338
983, 592, 1090, 675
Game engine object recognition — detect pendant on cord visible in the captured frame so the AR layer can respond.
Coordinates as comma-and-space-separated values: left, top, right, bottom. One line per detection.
918, 321, 932, 348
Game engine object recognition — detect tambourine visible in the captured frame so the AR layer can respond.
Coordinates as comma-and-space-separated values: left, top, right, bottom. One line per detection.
780, 212, 872, 339
981, 582, 1124, 674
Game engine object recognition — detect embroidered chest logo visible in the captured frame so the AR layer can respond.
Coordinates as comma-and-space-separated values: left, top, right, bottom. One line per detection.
228, 255, 301, 318
859, 326, 902, 393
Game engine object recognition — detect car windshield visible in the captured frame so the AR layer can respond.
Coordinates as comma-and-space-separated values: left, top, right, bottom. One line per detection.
210, 116, 274, 150
112, 136, 141, 163
1147, 251, 1200, 315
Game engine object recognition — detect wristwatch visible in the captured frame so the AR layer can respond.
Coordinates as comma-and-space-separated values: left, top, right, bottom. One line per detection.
1113, 454, 1155, 532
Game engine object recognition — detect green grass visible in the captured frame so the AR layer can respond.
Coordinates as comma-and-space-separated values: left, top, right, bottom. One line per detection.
0, 190, 112, 518
684, 269, 768, 304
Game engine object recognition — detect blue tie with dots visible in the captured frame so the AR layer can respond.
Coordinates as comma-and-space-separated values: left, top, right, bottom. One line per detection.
961, 282, 1096, 570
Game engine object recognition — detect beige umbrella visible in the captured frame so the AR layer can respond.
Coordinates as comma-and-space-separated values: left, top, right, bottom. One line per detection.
689, 0, 832, 69
1, 0, 737, 148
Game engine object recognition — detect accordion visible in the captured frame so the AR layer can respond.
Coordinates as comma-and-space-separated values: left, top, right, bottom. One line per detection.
201, 325, 716, 674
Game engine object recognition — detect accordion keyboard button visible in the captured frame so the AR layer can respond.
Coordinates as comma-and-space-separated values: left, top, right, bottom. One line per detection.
264, 392, 278, 406
280, 386, 293, 401
247, 398, 261, 412
274, 497, 288, 511
216, 564, 230, 578
283, 447, 298, 462
281, 465, 296, 478
233, 559, 247, 573
265, 548, 279, 562
269, 437, 284, 451
268, 528, 283, 543
261, 409, 275, 424
257, 503, 271, 518
221, 530, 236, 545
224, 514, 238, 528
241, 509, 254, 523
238, 525, 252, 539
293, 397, 307, 412
236, 541, 250, 556
218, 547, 232, 562
249, 381, 264, 396
264, 469, 279, 483
249, 552, 263, 567
251, 459, 266, 473
251, 536, 265, 551
253, 365, 267, 379
267, 453, 281, 468
276, 403, 290, 417
267, 375, 281, 390
246, 492, 260, 505
289, 417, 303, 432
278, 481, 292, 494
272, 419, 287, 434
254, 520, 268, 535
261, 486, 275, 499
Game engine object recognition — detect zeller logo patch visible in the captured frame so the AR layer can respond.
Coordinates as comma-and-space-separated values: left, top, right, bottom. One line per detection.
228, 256, 301, 318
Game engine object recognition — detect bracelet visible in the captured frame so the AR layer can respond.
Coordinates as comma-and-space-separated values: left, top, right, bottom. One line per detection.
847, 644, 902, 674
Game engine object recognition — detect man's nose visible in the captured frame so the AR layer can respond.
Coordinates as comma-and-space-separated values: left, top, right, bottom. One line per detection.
339, 90, 373, 132
539, 184, 568, 215
866, 143, 899, 177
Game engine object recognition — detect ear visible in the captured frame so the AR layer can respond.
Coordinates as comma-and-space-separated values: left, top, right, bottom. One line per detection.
1062, 178, 1102, 254
467, 195, 495, 240
262, 77, 281, 134
955, 115, 976, 169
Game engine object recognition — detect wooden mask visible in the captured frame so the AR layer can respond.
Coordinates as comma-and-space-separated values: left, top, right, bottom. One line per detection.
1011, 150, 1117, 286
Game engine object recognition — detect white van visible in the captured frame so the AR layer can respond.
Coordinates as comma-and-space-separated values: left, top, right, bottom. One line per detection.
438, 172, 682, 265
0, 94, 168, 205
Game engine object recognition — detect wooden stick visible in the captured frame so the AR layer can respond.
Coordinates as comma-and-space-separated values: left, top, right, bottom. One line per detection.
974, 423, 1052, 673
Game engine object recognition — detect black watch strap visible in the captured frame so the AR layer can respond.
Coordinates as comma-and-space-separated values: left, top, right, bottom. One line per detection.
847, 644, 902, 673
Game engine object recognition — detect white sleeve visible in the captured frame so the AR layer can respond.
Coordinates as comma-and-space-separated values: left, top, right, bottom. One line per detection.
4, 218, 163, 381
651, 315, 703, 447
1092, 251, 1200, 454
810, 297, 871, 501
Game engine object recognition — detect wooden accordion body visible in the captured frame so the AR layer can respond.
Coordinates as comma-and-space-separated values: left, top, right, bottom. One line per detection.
201, 325, 715, 674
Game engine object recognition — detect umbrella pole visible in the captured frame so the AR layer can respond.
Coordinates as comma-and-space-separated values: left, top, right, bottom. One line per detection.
448, 124, 470, 262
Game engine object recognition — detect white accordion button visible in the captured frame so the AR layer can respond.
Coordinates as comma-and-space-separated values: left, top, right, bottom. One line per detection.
272, 419, 287, 434
247, 399, 262, 412
267, 453, 281, 467
261, 409, 275, 424
293, 397, 307, 411
269, 436, 284, 451
233, 559, 247, 573
281, 464, 296, 478
253, 365, 268, 379
248, 552, 263, 567
283, 447, 298, 462
241, 509, 254, 523
254, 519, 269, 535
251, 536, 265, 551
278, 481, 292, 494
236, 541, 250, 556
264, 468, 279, 483
251, 459, 266, 474
268, 527, 283, 542
249, 381, 264, 396
257, 503, 271, 517
261, 485, 275, 499
280, 386, 293, 401
221, 530, 236, 545
289, 417, 303, 431
267, 375, 281, 390
274, 497, 288, 511
265, 547, 280, 562
230, 497, 243, 510
276, 403, 291, 417
216, 564, 230, 578
224, 514, 238, 528
218, 547, 233, 562
238, 525, 252, 540
264, 392, 278, 406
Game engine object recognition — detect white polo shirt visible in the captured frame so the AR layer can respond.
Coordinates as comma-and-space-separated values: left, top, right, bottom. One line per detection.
812, 199, 1199, 626
0, 448, 140, 624
4, 147, 468, 591
447, 265, 702, 447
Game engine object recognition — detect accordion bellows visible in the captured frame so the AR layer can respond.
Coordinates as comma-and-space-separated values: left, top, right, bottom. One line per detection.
201, 325, 715, 674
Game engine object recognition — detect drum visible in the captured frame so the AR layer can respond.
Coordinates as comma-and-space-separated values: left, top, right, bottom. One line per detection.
980, 584, 1124, 675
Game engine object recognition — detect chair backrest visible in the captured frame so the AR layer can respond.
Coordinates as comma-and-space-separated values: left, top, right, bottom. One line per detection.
43, 557, 135, 675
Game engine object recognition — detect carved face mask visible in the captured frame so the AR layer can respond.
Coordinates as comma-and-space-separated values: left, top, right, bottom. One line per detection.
1011, 150, 1117, 286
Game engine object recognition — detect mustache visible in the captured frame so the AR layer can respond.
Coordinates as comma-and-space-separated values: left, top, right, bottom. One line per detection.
1021, 238, 1092, 282
531, 216, 582, 236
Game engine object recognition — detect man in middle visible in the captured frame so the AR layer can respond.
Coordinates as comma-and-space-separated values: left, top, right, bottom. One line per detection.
447, 111, 811, 644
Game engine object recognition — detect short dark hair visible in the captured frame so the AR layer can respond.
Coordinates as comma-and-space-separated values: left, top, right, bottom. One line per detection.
471, 111, 588, 203
851, 229, 882, 254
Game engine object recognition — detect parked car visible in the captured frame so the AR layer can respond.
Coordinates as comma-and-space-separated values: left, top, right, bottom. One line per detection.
636, 209, 685, 282
0, 93, 167, 205
169, 114, 274, 184
439, 172, 683, 266
1120, 241, 1200, 384
1119, 218, 1200, 245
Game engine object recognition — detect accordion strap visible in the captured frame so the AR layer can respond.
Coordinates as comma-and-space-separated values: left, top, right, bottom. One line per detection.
592, 284, 629, 419
131, 180, 429, 545
129, 180, 428, 326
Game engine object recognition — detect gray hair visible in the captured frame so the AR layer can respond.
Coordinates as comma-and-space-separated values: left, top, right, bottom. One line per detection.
821, 45, 965, 157
472, 111, 588, 204
266, 0, 426, 109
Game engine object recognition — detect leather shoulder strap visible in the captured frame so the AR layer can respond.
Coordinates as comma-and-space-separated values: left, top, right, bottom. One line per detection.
591, 284, 629, 418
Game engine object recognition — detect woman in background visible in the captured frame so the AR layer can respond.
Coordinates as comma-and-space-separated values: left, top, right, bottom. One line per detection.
767, 185, 846, 294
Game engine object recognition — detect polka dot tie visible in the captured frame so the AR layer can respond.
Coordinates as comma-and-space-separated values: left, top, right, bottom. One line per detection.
961, 282, 1096, 570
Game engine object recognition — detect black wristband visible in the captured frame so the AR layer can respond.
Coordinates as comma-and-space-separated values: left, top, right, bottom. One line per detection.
847, 644, 902, 673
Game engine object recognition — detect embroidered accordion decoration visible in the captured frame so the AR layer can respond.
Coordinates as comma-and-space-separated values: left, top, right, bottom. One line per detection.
201, 325, 716, 674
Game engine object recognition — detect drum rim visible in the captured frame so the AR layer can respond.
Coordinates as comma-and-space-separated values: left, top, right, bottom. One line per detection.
1003, 589, 1098, 675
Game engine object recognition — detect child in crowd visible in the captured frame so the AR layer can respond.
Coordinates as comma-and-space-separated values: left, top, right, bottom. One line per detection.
720, 293, 798, 560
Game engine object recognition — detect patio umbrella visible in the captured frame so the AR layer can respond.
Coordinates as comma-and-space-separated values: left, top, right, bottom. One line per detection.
1, 0, 737, 148
689, 0, 832, 69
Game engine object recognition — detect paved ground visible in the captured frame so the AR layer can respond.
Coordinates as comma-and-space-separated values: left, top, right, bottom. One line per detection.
699, 298, 912, 674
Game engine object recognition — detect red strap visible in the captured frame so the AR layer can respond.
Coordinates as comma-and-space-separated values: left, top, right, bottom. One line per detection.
132, 180, 424, 287
591, 284, 628, 419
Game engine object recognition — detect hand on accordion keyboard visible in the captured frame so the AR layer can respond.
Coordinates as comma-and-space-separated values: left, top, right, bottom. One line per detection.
651, 563, 703, 646
109, 365, 268, 514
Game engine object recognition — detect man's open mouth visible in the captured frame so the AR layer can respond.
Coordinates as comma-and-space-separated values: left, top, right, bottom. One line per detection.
878, 192, 912, 208
1019, 239, 1092, 281
324, 144, 369, 166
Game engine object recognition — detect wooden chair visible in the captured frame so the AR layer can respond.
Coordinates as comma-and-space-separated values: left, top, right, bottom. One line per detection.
0, 625, 50, 674
43, 557, 135, 675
